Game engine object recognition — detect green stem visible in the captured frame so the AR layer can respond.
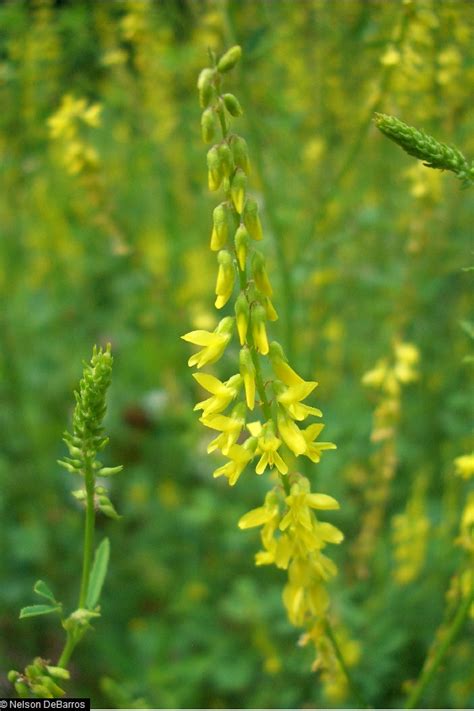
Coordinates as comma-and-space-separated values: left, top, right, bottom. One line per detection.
324, 618, 370, 709
57, 631, 76, 669
404, 584, 473, 709
78, 459, 96, 608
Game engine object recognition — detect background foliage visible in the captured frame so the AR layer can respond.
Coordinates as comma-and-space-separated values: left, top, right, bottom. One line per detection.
0, 0, 472, 708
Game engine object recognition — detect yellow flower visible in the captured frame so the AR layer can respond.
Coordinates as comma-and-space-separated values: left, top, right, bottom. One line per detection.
280, 479, 340, 533
251, 303, 269, 355
215, 250, 235, 309
201, 403, 246, 455
247, 421, 288, 475
276, 380, 322, 421
454, 454, 474, 480
277, 408, 307, 456
193, 372, 242, 418
239, 347, 256, 410
269, 341, 305, 386
212, 438, 256, 486
181, 316, 234, 368
302, 423, 337, 463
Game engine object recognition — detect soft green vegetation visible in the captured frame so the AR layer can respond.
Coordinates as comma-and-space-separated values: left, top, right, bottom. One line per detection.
1, 1, 473, 708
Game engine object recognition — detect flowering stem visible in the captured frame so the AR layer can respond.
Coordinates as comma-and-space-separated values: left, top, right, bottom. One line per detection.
324, 618, 370, 709
404, 583, 473, 709
57, 632, 76, 669
78, 458, 96, 608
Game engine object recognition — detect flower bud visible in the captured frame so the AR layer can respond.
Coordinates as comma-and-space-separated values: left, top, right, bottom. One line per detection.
197, 67, 216, 107
251, 251, 273, 296
230, 135, 250, 174
243, 197, 263, 240
262, 295, 278, 321
239, 347, 256, 410
217, 45, 242, 73
201, 108, 217, 143
231, 168, 247, 213
211, 202, 234, 251
223, 93, 243, 117
251, 303, 269, 355
234, 224, 249, 270
235, 292, 250, 345
207, 145, 223, 191
217, 142, 233, 178
215, 250, 235, 309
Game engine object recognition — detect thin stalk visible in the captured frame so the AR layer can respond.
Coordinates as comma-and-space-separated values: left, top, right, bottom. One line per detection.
57, 632, 76, 669
78, 459, 96, 608
324, 618, 370, 709
405, 584, 473, 709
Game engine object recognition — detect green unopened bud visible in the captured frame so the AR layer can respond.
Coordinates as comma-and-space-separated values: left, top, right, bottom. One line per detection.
207, 145, 223, 191
251, 251, 273, 296
46, 666, 70, 681
8, 670, 20, 683
98, 465, 123, 476
231, 168, 247, 213
15, 681, 30, 697
31, 684, 53, 698
40, 675, 66, 697
223, 93, 243, 117
251, 303, 269, 355
197, 67, 216, 107
217, 142, 233, 178
234, 224, 249, 270
230, 135, 250, 174
235, 293, 250, 345
217, 45, 242, 73
98, 495, 121, 520
72, 488, 86, 500
211, 202, 232, 251
239, 347, 256, 410
215, 250, 235, 309
243, 197, 263, 240
201, 108, 217, 143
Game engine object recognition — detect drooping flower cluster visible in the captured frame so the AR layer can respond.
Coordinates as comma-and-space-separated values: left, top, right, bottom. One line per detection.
182, 46, 342, 669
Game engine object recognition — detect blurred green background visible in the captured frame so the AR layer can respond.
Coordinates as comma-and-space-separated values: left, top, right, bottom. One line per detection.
0, 0, 473, 708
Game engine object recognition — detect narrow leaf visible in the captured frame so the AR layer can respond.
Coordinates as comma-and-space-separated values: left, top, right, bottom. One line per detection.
19, 604, 61, 619
33, 580, 56, 604
86, 537, 110, 609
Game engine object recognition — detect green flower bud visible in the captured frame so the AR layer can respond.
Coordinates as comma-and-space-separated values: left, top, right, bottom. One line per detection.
215, 250, 235, 309
217, 142, 233, 178
46, 666, 70, 681
8, 670, 19, 683
243, 197, 263, 240
231, 168, 247, 214
251, 303, 269, 355
207, 145, 223, 191
239, 347, 257, 411
230, 135, 250, 174
223, 93, 243, 117
211, 202, 233, 251
98, 465, 123, 476
201, 108, 217, 144
251, 251, 273, 296
262, 295, 278, 322
40, 675, 66, 697
15, 681, 30, 698
217, 45, 242, 73
197, 67, 216, 108
234, 224, 249, 270
235, 292, 250, 345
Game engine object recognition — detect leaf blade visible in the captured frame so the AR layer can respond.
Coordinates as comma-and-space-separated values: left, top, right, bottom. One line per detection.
19, 604, 61, 619
86, 537, 110, 609
33, 580, 56, 604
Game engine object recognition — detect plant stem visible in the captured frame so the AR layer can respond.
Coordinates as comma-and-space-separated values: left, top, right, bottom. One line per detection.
324, 618, 370, 709
57, 632, 76, 669
404, 584, 473, 709
78, 459, 95, 608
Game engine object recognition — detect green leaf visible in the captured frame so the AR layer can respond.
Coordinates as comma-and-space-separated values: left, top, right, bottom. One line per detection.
86, 537, 110, 609
459, 320, 474, 339
19, 604, 61, 619
33, 580, 56, 604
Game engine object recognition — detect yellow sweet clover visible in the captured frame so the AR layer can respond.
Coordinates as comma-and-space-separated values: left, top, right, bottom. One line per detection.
392, 475, 430, 585
182, 47, 343, 673
48, 94, 102, 175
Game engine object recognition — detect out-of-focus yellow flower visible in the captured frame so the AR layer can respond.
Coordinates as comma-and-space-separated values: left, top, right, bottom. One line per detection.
454, 454, 474, 480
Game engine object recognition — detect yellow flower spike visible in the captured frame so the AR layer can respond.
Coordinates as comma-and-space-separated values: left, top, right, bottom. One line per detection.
454, 453, 474, 479
212, 437, 257, 486
243, 197, 263, 241
251, 251, 273, 297
235, 292, 250, 345
254, 421, 288, 475
215, 250, 235, 309
202, 402, 247, 455
239, 347, 256, 410
231, 168, 247, 214
234, 224, 249, 270
361, 358, 388, 389
251, 303, 269, 355
182, 316, 234, 368
193, 372, 242, 418
82, 103, 102, 128
277, 408, 307, 456
302, 423, 337, 463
